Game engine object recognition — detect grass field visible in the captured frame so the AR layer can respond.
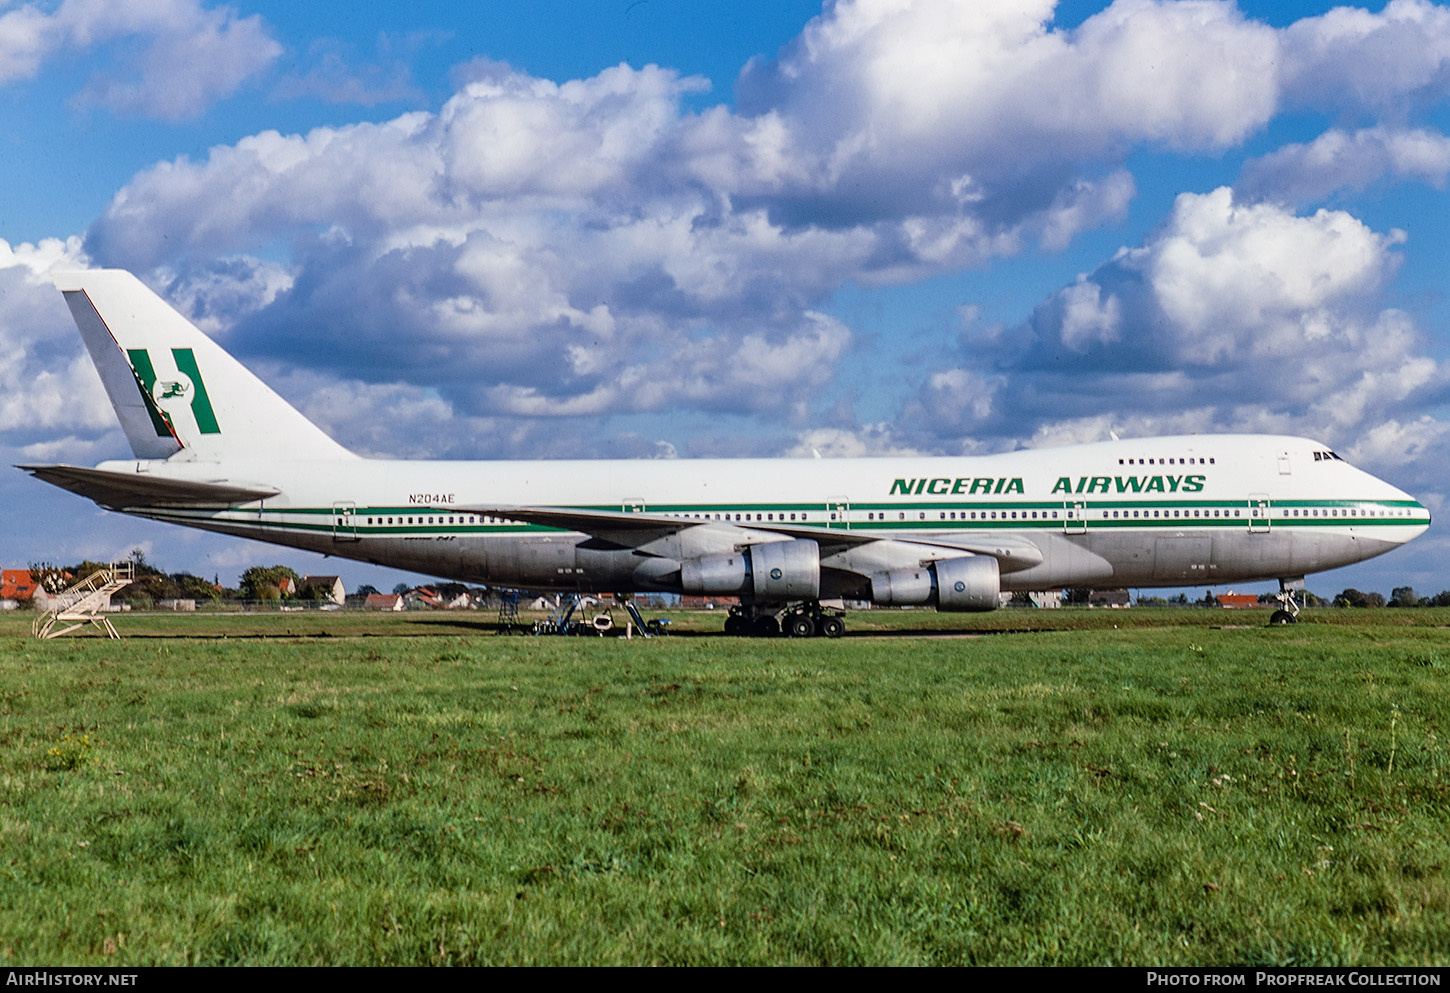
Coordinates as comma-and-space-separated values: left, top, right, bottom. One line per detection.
1, 607, 1448, 965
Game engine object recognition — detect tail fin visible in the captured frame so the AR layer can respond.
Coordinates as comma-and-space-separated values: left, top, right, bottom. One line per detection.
55, 270, 354, 462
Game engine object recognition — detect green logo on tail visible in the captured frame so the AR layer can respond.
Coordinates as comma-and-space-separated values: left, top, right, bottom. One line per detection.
127, 348, 220, 437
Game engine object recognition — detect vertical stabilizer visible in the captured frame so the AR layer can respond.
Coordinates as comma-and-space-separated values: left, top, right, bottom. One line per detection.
54, 270, 355, 462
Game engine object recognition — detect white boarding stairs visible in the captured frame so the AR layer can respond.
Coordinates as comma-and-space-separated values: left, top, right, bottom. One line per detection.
33, 562, 135, 640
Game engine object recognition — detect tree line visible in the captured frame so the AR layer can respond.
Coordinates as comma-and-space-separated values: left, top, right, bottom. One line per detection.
22, 550, 1450, 610
23, 551, 496, 606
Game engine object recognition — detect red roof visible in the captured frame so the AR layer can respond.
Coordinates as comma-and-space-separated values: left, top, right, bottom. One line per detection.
1, 570, 38, 600
1216, 594, 1259, 608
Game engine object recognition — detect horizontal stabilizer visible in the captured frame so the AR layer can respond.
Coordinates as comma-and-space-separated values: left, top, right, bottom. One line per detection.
445, 503, 1045, 570
19, 464, 279, 509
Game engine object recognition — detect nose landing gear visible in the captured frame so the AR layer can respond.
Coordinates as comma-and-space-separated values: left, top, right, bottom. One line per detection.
1269, 577, 1305, 626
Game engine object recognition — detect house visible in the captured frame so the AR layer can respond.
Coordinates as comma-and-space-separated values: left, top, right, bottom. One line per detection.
1088, 589, 1132, 608
406, 587, 443, 609
363, 593, 404, 611
1216, 593, 1259, 609
300, 575, 346, 605
1, 569, 41, 610
2, 569, 38, 601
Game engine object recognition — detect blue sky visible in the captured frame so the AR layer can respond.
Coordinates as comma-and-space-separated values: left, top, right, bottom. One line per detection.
2, 0, 1449, 601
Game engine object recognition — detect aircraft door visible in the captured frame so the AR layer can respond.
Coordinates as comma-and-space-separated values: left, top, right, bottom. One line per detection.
1249, 494, 1271, 533
827, 496, 850, 530
332, 501, 358, 542
622, 498, 646, 514
1064, 500, 1086, 535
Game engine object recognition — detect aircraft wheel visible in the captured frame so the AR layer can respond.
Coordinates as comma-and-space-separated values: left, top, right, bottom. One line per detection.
820, 616, 845, 638
753, 616, 780, 637
1268, 609, 1296, 626
786, 613, 816, 638
724, 616, 747, 636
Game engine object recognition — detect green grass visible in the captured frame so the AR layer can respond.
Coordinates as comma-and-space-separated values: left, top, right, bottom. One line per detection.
1, 608, 1448, 964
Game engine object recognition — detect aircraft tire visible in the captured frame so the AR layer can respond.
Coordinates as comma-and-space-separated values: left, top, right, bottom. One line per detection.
786, 614, 815, 638
724, 616, 747, 636
1268, 609, 1296, 626
753, 615, 781, 637
820, 616, 845, 638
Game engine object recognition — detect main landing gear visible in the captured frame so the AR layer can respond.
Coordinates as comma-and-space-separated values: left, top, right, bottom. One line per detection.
724, 601, 846, 638
1269, 577, 1305, 626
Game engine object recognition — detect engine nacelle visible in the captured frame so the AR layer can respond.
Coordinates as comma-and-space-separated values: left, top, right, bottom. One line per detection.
680, 551, 748, 594
934, 555, 999, 611
870, 555, 1000, 611
749, 539, 820, 600
679, 539, 821, 601
870, 566, 934, 605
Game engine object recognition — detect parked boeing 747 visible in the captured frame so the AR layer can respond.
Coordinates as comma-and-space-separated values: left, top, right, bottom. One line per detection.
21, 270, 1431, 635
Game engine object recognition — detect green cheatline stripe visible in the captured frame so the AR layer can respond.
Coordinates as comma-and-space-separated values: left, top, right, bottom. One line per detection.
145, 504, 1425, 537
271, 497, 1423, 517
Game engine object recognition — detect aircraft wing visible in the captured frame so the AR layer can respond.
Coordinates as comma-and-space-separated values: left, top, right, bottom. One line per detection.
19, 463, 280, 509
446, 503, 1044, 571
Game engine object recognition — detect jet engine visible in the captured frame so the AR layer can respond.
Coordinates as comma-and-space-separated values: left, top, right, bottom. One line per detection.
870, 555, 999, 611
680, 539, 820, 601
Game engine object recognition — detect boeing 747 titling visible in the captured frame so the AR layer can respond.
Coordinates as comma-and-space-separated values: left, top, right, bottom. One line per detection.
21, 270, 1431, 635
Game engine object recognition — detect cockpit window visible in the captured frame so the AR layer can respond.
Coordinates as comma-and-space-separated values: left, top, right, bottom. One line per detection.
1312, 450, 1345, 463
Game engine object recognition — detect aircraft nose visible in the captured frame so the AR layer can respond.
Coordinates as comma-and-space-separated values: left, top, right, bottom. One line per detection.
1401, 493, 1431, 537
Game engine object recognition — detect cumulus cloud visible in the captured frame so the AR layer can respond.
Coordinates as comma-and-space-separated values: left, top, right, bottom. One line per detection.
78, 61, 875, 447
0, 237, 124, 458
45, 0, 1450, 474
734, 0, 1278, 231
905, 189, 1450, 484
1279, 0, 1450, 117
782, 425, 926, 459
1020, 188, 1407, 371
1239, 126, 1450, 205
0, 0, 280, 119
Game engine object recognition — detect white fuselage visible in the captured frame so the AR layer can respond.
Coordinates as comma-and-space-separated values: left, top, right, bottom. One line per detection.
103, 433, 1429, 598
